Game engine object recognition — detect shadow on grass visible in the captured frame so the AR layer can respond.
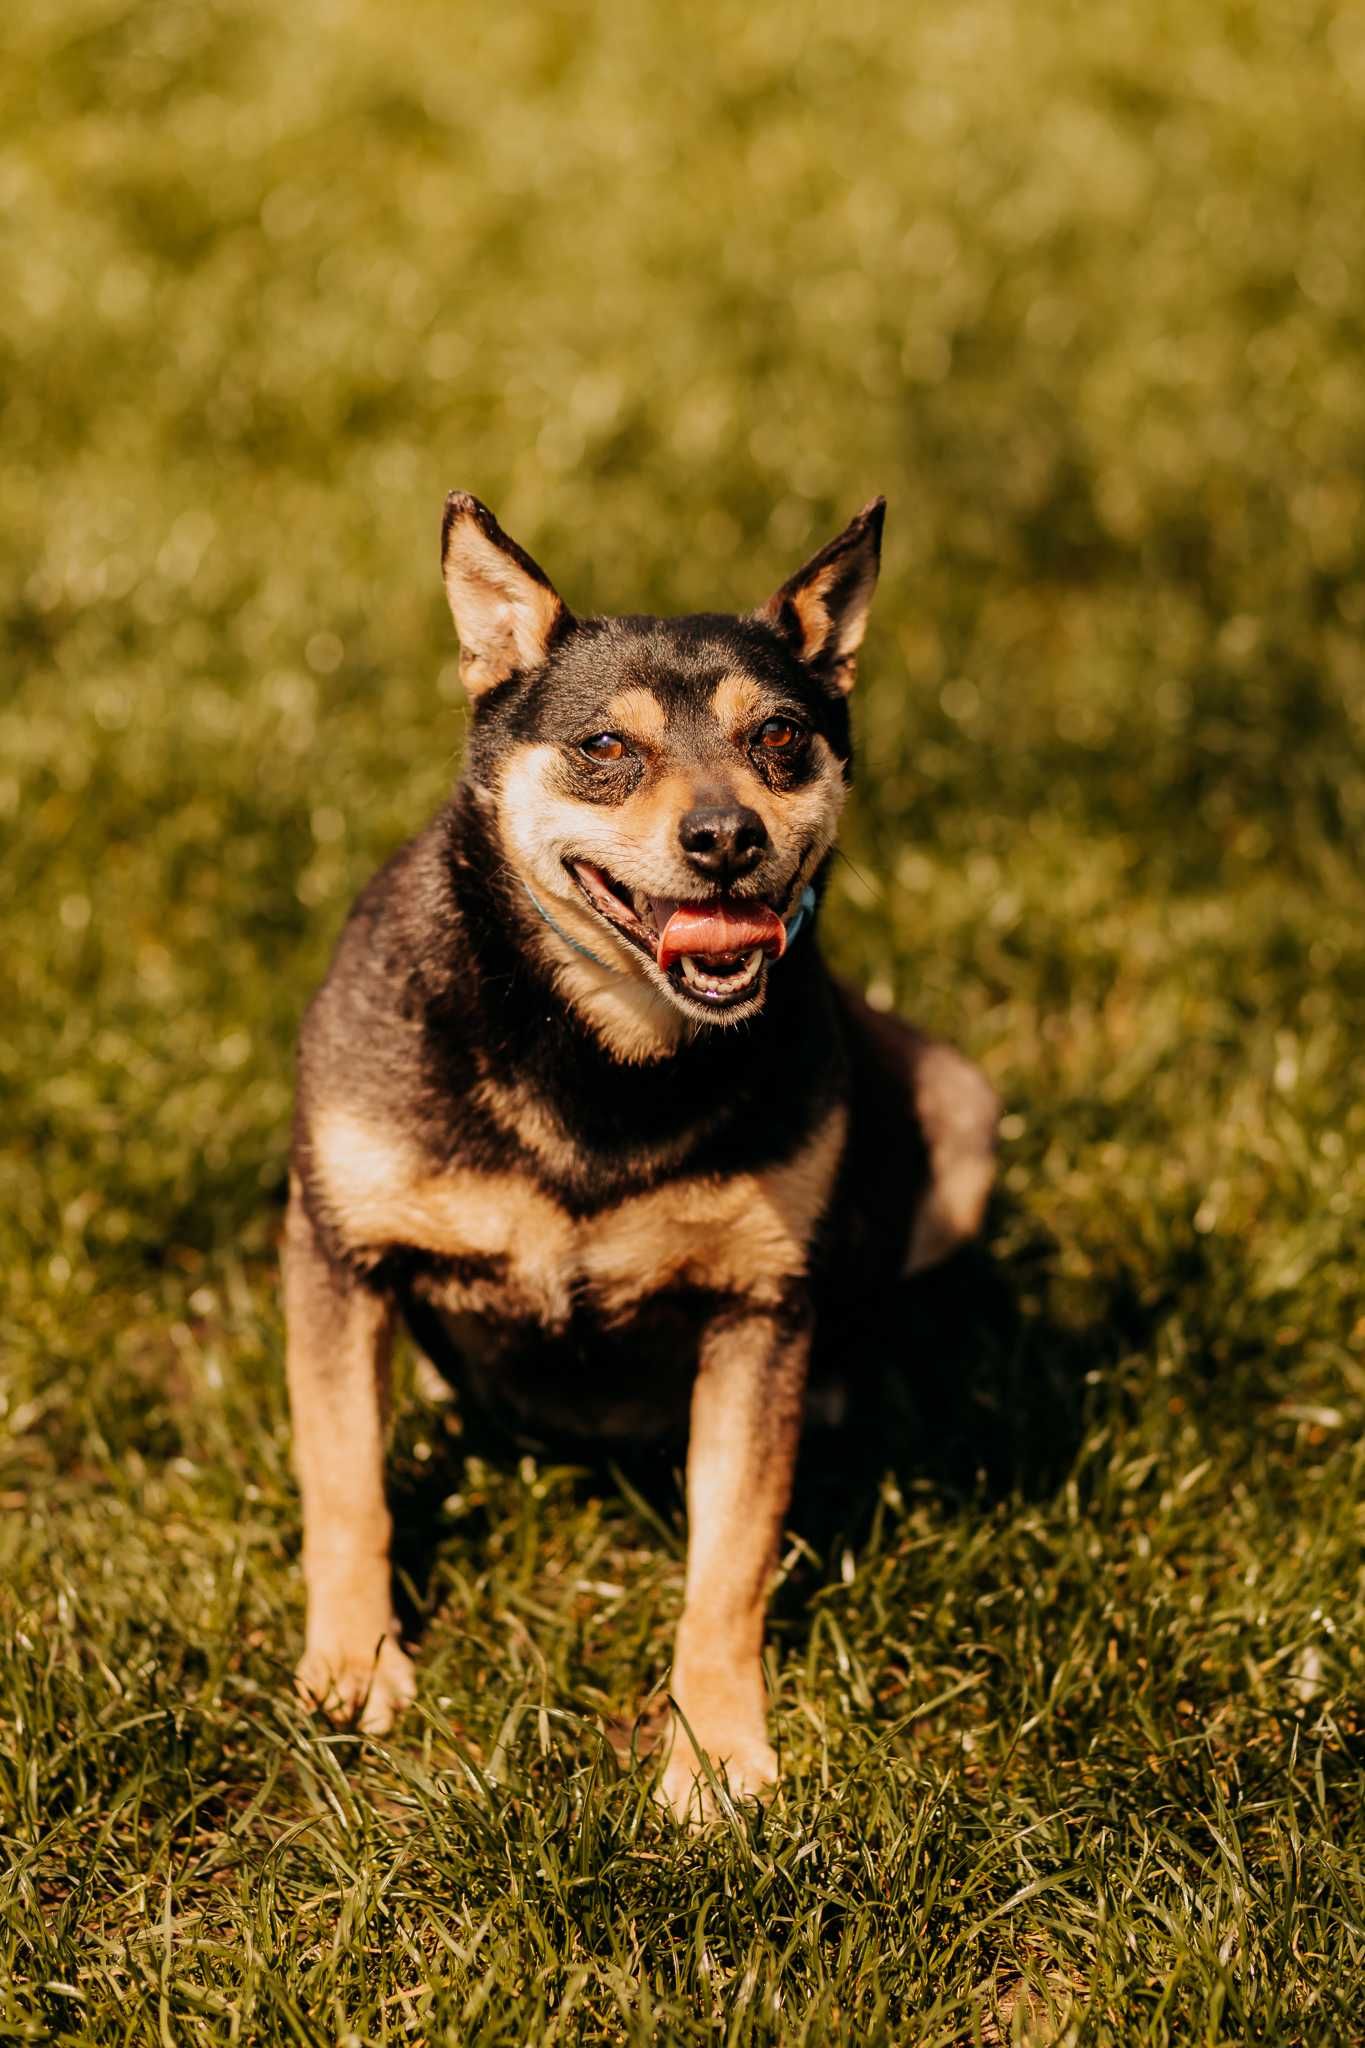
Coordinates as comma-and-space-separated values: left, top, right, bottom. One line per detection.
386, 1200, 1162, 1647
813, 1211, 1151, 1505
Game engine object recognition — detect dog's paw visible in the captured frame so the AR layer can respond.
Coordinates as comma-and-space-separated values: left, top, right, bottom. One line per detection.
660, 1728, 778, 1824
295, 1635, 416, 1734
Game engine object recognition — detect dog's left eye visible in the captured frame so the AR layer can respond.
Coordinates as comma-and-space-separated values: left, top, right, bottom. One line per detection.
580, 732, 626, 762
754, 717, 802, 751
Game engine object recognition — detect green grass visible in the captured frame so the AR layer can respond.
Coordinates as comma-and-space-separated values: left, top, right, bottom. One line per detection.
3, 0, 1365, 2037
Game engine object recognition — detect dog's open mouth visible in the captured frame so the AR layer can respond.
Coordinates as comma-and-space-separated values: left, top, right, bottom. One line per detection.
568, 860, 787, 1008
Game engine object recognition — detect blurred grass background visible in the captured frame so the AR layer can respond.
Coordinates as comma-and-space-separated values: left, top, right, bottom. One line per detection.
2, 0, 1364, 2040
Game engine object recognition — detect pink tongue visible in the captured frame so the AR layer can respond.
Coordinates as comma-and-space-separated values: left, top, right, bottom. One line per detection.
656, 900, 786, 972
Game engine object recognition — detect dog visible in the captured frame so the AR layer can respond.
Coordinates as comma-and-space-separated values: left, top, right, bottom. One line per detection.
284, 491, 997, 1816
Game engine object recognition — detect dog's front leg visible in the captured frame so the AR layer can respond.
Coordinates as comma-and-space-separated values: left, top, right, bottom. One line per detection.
282, 1187, 415, 1733
663, 1299, 810, 1819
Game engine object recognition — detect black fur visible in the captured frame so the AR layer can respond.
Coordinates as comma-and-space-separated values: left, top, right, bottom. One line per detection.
292, 531, 949, 1446
466, 612, 853, 790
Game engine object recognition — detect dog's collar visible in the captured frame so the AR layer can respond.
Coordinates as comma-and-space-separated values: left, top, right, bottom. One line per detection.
523, 884, 818, 974
781, 885, 816, 949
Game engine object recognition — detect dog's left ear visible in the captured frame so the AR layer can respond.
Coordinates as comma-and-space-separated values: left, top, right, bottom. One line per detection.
757, 498, 885, 695
441, 492, 572, 700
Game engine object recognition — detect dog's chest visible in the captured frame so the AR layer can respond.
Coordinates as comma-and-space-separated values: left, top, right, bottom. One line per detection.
314, 1106, 845, 1331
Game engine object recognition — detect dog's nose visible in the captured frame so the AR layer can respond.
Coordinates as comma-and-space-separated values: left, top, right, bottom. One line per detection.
678, 802, 769, 881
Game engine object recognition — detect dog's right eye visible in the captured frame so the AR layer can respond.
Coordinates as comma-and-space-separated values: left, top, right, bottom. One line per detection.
580, 732, 626, 762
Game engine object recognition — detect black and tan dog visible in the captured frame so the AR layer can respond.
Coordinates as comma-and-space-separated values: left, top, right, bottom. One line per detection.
285, 492, 997, 1815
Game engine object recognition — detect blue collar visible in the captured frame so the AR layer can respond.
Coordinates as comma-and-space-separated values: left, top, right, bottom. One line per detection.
523, 883, 818, 973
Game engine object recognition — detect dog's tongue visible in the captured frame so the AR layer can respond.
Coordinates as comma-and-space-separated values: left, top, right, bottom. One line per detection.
655, 899, 787, 972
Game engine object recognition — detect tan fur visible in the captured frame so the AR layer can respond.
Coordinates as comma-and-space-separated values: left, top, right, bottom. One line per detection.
663, 1306, 809, 1814
496, 746, 675, 927
604, 686, 668, 743
313, 1101, 847, 1324
283, 1184, 415, 1731
710, 672, 768, 735
728, 744, 847, 880
470, 1073, 585, 1183
547, 953, 689, 1063
784, 559, 845, 662
581, 1104, 846, 1317
493, 743, 843, 1064
905, 1040, 999, 1273
314, 1112, 578, 1324
622, 768, 704, 853
497, 743, 840, 919
442, 514, 565, 699
489, 747, 688, 1059
760, 521, 881, 695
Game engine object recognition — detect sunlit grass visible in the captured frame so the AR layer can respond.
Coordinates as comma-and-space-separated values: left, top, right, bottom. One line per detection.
2, 0, 1364, 2039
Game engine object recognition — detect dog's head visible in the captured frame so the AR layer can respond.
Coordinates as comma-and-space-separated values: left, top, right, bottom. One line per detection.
442, 492, 883, 1038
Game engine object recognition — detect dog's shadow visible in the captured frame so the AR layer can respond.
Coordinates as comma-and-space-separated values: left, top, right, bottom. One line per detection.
770, 1223, 1150, 1632
386, 1207, 1157, 1646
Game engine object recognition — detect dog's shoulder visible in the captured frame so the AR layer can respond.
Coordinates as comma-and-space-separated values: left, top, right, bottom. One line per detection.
291, 812, 487, 1239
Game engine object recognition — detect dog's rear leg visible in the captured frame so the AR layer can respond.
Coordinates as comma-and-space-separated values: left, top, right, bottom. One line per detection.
282, 1185, 415, 1733
904, 1033, 999, 1274
662, 1302, 810, 1820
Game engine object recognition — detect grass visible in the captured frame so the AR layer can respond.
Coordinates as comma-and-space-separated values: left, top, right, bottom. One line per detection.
2, 0, 1365, 2037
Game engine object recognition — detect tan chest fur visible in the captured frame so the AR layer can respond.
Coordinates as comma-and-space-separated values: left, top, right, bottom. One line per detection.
313, 1105, 846, 1328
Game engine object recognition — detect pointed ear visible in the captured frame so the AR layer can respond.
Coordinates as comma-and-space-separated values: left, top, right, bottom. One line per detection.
757, 498, 885, 694
440, 492, 572, 699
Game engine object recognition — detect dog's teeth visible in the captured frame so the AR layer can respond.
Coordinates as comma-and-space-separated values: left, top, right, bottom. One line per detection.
678, 948, 764, 999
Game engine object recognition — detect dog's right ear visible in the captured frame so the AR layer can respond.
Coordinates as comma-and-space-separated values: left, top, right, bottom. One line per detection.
440, 493, 572, 700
